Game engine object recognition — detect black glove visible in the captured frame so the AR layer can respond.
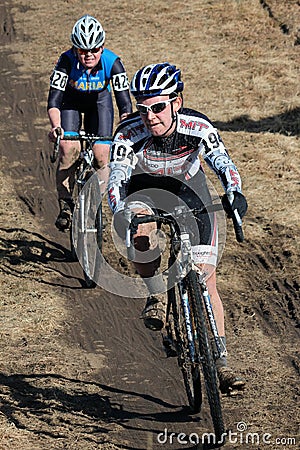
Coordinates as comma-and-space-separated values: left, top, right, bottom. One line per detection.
222, 192, 248, 219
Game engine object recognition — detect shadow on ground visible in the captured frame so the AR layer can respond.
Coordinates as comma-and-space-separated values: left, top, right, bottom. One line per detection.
214, 107, 300, 135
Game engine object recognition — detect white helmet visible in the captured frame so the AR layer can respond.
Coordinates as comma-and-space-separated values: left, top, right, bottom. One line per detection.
71, 15, 105, 49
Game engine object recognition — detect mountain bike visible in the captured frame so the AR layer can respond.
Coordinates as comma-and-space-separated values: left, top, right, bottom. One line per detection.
51, 127, 112, 288
125, 201, 244, 444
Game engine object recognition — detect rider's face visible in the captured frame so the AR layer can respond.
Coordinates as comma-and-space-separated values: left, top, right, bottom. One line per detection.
137, 95, 182, 137
77, 47, 103, 69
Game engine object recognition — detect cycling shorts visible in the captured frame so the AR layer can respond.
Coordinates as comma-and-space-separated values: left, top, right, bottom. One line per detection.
61, 89, 113, 144
126, 171, 218, 266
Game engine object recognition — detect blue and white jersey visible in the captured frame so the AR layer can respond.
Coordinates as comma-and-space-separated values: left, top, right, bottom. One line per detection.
47, 47, 132, 116
50, 48, 127, 93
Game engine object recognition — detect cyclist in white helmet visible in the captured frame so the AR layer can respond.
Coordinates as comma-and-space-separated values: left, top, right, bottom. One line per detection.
47, 14, 132, 231
108, 62, 248, 394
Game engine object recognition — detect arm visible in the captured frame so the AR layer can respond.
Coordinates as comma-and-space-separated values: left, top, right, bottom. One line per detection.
108, 141, 137, 214
200, 127, 247, 239
110, 58, 133, 120
200, 128, 242, 194
47, 53, 71, 139
47, 107, 62, 141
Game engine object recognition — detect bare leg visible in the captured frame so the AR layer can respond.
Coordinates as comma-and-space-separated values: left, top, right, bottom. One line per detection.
93, 143, 110, 194
198, 264, 246, 392
125, 208, 166, 331
56, 140, 80, 200
55, 140, 80, 230
203, 266, 225, 336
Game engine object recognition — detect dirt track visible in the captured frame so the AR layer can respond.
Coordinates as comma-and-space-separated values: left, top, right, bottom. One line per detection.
0, 1, 299, 449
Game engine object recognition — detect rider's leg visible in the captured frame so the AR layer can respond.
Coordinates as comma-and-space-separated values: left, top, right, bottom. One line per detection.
87, 90, 113, 194
127, 207, 167, 331
55, 140, 80, 230
92, 143, 110, 194
198, 262, 246, 393
204, 266, 225, 336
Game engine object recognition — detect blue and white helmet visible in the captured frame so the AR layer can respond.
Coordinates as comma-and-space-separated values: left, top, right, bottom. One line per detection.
130, 62, 184, 98
71, 15, 105, 49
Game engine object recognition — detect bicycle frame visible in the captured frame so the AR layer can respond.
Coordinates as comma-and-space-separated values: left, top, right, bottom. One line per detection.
172, 208, 227, 362
126, 203, 225, 361
125, 202, 238, 436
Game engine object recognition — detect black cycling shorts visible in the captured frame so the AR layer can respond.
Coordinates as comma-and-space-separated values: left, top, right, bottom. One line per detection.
61, 88, 113, 138
126, 171, 216, 246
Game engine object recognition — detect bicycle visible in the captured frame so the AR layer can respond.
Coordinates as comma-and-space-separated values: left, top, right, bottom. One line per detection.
125, 200, 244, 445
51, 127, 112, 288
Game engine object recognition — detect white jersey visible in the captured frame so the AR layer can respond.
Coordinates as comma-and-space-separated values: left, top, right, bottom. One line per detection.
108, 107, 242, 214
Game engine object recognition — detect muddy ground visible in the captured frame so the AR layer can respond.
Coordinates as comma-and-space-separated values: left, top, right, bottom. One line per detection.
0, 1, 299, 449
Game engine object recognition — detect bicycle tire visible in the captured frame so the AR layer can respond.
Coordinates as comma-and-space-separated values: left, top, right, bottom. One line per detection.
167, 285, 202, 414
69, 163, 82, 263
69, 221, 78, 262
95, 199, 103, 252
186, 269, 225, 442
72, 174, 103, 288
91, 199, 103, 287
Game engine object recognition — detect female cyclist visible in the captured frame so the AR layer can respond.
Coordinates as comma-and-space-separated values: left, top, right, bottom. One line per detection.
108, 62, 247, 394
47, 14, 132, 230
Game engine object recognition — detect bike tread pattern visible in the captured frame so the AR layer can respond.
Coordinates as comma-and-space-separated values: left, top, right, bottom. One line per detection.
187, 270, 225, 441
167, 285, 202, 414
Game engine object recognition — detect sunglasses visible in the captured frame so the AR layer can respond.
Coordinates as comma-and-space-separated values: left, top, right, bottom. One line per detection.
136, 98, 176, 115
77, 47, 101, 55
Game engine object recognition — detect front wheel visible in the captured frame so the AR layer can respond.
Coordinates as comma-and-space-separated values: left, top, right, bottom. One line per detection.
72, 174, 103, 288
186, 270, 225, 443
167, 285, 202, 414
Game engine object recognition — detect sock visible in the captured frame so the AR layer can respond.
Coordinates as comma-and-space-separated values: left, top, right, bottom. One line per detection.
215, 336, 227, 369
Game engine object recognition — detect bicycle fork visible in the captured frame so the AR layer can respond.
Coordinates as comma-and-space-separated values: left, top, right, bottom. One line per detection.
197, 275, 227, 360
179, 229, 227, 362
179, 281, 197, 363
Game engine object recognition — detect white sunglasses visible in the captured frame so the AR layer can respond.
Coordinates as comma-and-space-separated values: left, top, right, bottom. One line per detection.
136, 98, 176, 115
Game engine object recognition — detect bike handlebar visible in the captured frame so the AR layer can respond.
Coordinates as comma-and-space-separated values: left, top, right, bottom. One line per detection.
60, 131, 113, 142
125, 200, 244, 251
125, 204, 224, 260
50, 127, 113, 163
127, 203, 223, 228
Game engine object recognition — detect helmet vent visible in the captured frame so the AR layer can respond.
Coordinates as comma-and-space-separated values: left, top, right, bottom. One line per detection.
71, 15, 105, 49
130, 62, 184, 98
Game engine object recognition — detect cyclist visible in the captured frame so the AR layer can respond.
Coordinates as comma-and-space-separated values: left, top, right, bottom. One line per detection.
108, 62, 247, 394
47, 14, 132, 231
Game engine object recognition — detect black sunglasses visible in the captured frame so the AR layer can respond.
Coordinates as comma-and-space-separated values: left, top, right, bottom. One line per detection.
77, 47, 101, 55
136, 98, 176, 115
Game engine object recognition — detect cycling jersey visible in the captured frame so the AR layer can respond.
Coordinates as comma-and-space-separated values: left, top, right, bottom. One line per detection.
107, 107, 243, 266
108, 107, 242, 214
47, 47, 132, 135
